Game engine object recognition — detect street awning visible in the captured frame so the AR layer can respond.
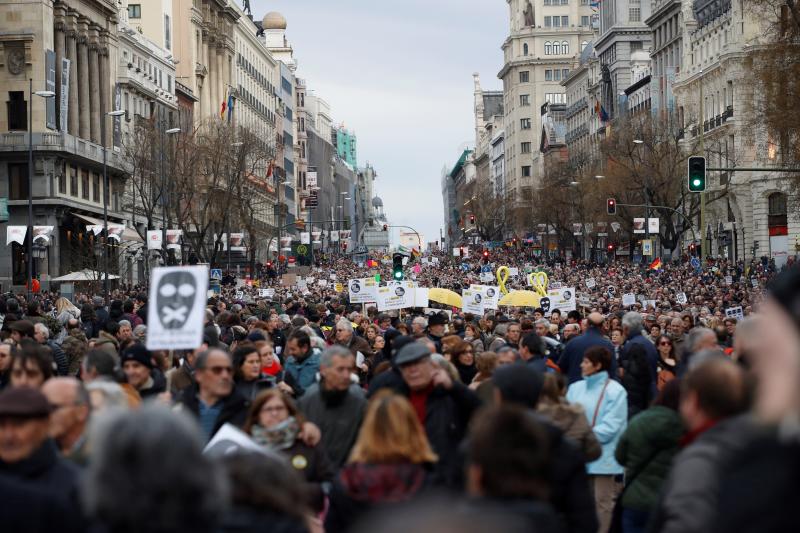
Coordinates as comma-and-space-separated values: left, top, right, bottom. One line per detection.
71, 212, 143, 243
51, 269, 120, 281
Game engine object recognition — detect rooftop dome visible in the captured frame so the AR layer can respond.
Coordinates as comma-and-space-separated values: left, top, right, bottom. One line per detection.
262, 11, 287, 30
371, 196, 384, 208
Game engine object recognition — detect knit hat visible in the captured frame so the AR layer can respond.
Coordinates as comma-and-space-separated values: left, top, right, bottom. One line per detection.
120, 343, 153, 369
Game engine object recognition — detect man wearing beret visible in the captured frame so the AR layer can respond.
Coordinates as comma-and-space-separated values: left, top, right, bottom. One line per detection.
0, 387, 81, 510
121, 343, 167, 400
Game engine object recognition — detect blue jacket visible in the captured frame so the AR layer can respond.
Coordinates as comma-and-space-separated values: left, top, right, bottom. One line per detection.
559, 327, 616, 384
620, 331, 658, 396
567, 371, 627, 475
285, 348, 322, 391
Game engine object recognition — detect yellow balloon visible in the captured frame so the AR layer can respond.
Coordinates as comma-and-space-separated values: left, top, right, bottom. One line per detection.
531, 271, 549, 297
496, 266, 510, 295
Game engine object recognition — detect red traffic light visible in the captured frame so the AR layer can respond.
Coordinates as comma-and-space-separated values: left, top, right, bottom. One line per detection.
607, 243, 615, 252
470, 214, 476, 224
607, 198, 617, 215
482, 250, 489, 258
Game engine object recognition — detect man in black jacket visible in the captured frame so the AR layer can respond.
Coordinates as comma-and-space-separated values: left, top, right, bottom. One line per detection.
176, 349, 248, 442
371, 342, 482, 487
492, 364, 598, 533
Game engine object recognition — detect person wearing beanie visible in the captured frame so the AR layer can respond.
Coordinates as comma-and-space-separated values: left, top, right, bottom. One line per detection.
493, 364, 599, 533
120, 344, 166, 400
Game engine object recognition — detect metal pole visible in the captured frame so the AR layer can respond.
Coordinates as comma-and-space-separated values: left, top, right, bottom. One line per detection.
102, 110, 109, 304
27, 78, 33, 300
698, 71, 707, 261
159, 107, 167, 265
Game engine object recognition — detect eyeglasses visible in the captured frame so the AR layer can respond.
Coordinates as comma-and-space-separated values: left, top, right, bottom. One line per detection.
260, 405, 288, 414
207, 366, 233, 375
659, 341, 672, 346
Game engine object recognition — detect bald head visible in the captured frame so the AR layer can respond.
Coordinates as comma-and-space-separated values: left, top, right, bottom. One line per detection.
587, 312, 604, 328
41, 377, 91, 451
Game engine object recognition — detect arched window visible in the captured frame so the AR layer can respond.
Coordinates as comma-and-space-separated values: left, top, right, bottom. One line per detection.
581, 40, 588, 51
768, 192, 788, 227
523, 43, 529, 56
562, 41, 570, 54
544, 41, 552, 55
553, 42, 561, 54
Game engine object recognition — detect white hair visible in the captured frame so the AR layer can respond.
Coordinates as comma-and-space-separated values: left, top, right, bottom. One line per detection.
34, 322, 50, 340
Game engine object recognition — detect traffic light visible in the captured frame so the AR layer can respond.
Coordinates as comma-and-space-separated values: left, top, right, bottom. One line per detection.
482, 249, 489, 263
607, 198, 617, 215
687, 156, 706, 192
469, 214, 476, 224
689, 242, 696, 254
607, 243, 615, 253
392, 253, 404, 281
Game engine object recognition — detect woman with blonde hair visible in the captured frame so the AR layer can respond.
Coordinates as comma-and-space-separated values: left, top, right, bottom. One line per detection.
325, 391, 437, 533
54, 297, 81, 343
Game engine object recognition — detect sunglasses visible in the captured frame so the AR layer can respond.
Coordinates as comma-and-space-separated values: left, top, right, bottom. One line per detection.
208, 366, 233, 375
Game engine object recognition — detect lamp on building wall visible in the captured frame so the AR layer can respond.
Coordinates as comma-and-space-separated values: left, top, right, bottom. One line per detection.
27, 79, 55, 297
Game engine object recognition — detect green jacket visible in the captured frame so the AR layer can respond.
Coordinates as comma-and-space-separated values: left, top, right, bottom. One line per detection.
615, 405, 684, 511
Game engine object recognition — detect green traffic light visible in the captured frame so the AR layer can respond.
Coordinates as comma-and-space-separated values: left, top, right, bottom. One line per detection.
693, 179, 701, 186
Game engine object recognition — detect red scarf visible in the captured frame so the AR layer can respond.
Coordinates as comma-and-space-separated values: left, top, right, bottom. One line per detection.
409, 384, 434, 425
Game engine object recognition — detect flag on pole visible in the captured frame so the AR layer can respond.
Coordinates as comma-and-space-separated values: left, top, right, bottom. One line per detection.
226, 91, 234, 123
648, 257, 663, 271
266, 160, 274, 178
220, 98, 226, 119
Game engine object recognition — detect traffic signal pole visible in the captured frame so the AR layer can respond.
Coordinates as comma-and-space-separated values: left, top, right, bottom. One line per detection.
698, 73, 707, 262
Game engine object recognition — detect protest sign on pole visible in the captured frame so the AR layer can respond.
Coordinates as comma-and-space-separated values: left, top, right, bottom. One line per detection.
622, 293, 637, 307
469, 284, 500, 310
348, 278, 379, 304
461, 289, 485, 315
147, 266, 209, 350
725, 306, 744, 320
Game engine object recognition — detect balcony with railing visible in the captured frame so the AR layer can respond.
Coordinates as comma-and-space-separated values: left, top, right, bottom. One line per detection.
564, 97, 588, 119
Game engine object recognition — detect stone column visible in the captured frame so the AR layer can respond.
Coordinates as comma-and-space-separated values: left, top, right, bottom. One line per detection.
66, 13, 79, 136
201, 31, 211, 120
99, 35, 109, 147
88, 26, 100, 143
77, 17, 90, 140
54, 10, 66, 131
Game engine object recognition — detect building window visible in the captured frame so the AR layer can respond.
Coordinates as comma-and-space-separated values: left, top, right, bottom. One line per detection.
519, 71, 530, 83
563, 68, 570, 79
164, 14, 171, 50
562, 41, 569, 54
520, 94, 530, 106
523, 43, 529, 55
545, 93, 566, 104
545, 16, 552, 27
545, 41, 552, 55
561, 0, 569, 4
128, 4, 141, 18
544, 0, 552, 5
8, 163, 28, 200
553, 42, 561, 54
521, 142, 532, 153
581, 40, 589, 51
581, 15, 590, 26
553, 16, 561, 27
768, 192, 788, 227
92, 173, 100, 202
521, 166, 532, 177
520, 118, 532, 129
81, 169, 89, 200
562, 16, 569, 26
70, 165, 78, 196
7, 92, 26, 131
545, 69, 553, 81
58, 166, 66, 194
629, 7, 641, 22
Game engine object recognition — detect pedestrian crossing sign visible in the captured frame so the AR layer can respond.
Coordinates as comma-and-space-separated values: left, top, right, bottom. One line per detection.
210, 269, 223, 280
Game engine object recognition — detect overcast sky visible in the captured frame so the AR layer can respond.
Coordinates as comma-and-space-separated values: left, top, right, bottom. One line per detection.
252, 0, 508, 247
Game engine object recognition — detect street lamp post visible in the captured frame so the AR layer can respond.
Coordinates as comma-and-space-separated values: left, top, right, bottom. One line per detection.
27, 79, 55, 299
163, 124, 181, 266
102, 109, 125, 304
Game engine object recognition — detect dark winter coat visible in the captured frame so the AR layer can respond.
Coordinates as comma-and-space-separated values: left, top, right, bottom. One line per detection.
298, 383, 367, 467
217, 507, 309, 533
615, 406, 684, 511
324, 462, 432, 533
620, 343, 654, 419
138, 368, 167, 400
280, 439, 335, 513
0, 473, 83, 533
620, 331, 658, 396
176, 385, 250, 439
559, 327, 616, 383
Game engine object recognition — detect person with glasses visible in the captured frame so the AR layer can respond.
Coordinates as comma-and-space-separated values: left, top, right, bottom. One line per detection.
655, 335, 678, 391
244, 389, 334, 514
175, 349, 248, 442
41, 377, 91, 465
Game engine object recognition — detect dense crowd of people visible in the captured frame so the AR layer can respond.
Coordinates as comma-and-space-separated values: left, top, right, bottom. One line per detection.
0, 248, 797, 533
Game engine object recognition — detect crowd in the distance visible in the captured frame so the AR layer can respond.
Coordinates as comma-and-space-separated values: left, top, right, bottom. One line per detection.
0, 250, 798, 533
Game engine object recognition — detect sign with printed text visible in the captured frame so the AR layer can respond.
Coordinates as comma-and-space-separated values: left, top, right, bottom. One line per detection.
547, 287, 576, 313
348, 278, 379, 304
147, 266, 209, 350
469, 284, 500, 310
622, 293, 637, 307
725, 275, 733, 285
725, 306, 744, 320
676, 292, 688, 305
462, 288, 486, 315
376, 283, 413, 311
586, 278, 596, 289
258, 288, 275, 298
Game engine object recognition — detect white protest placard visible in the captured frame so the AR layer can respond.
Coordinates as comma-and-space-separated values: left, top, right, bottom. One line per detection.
646, 300, 657, 309
317, 279, 328, 288
376, 283, 412, 311
469, 284, 500, 310
462, 288, 486, 315
235, 291, 244, 300
413, 288, 429, 308
204, 423, 270, 457
725, 275, 733, 285
586, 278, 596, 289
751, 278, 758, 288
296, 280, 308, 293
480, 272, 494, 283
509, 267, 519, 277
306, 276, 316, 284
725, 306, 744, 320
676, 292, 688, 305
550, 281, 562, 290
329, 274, 337, 281
547, 287, 577, 313
431, 257, 439, 264
147, 266, 209, 351
622, 293, 637, 307
348, 278, 379, 304
258, 288, 275, 298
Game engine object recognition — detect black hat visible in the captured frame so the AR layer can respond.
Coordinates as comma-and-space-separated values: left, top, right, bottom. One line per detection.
394, 342, 431, 366
492, 364, 544, 408
0, 387, 53, 418
428, 312, 448, 327
120, 343, 153, 370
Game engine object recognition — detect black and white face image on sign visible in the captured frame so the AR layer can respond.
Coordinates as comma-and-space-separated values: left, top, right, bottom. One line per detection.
350, 281, 361, 293
147, 266, 209, 351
